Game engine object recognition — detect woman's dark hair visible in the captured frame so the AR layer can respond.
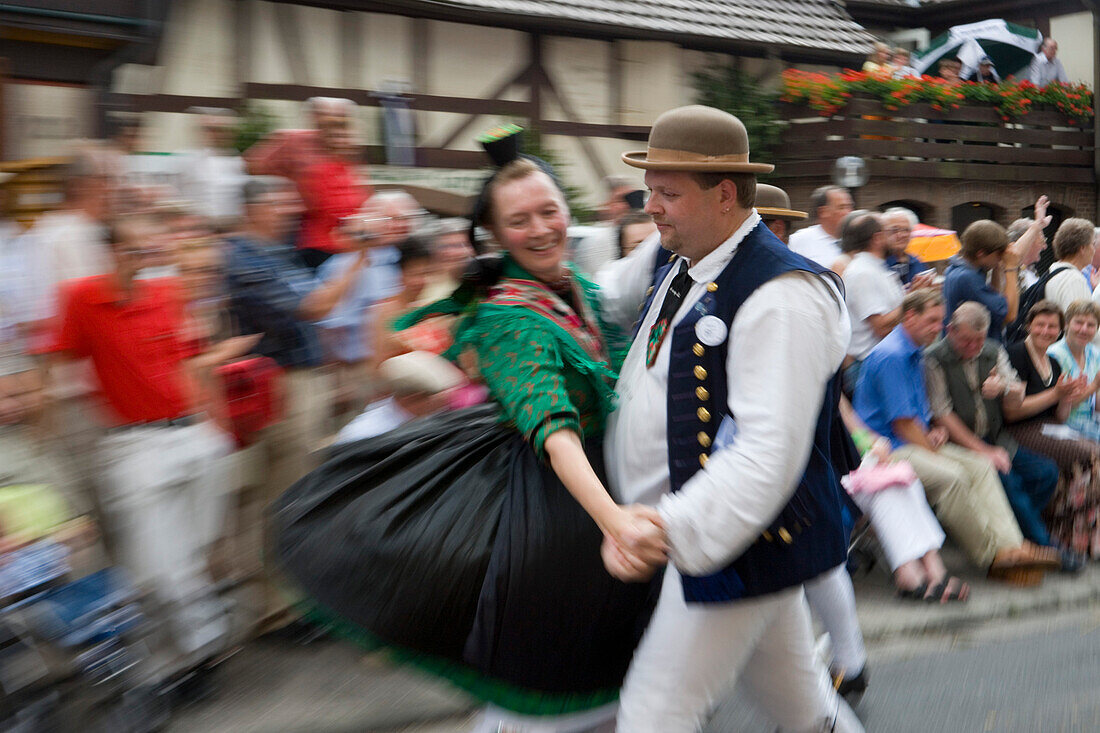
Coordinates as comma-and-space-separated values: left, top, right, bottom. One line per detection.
617, 210, 654, 257
1025, 299, 1065, 330
397, 236, 433, 269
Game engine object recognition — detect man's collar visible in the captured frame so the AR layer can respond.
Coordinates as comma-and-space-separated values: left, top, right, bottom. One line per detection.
682, 211, 761, 284
896, 324, 922, 355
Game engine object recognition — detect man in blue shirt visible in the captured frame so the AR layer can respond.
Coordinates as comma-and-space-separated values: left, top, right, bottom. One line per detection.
855, 290, 1059, 583
942, 220, 1019, 342
224, 176, 376, 631
881, 208, 931, 288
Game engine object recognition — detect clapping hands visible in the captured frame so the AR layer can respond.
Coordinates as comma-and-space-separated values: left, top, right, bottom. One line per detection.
601, 504, 668, 583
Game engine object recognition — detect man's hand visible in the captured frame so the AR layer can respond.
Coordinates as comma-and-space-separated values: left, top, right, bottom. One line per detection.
928, 426, 949, 450
601, 504, 668, 582
601, 535, 662, 583
984, 446, 1012, 474
909, 270, 939, 292
982, 368, 1006, 400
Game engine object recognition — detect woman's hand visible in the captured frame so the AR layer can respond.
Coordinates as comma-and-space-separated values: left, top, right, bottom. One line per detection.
601, 504, 668, 569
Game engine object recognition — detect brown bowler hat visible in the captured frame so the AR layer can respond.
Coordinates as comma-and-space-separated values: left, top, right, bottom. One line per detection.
755, 184, 807, 221
622, 105, 774, 173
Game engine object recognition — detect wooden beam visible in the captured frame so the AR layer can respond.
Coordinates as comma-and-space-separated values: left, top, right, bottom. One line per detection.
241, 83, 532, 115
769, 158, 1095, 184
781, 118, 1092, 147
234, 0, 252, 92
529, 33, 543, 127
272, 3, 309, 86
411, 17, 429, 92
539, 120, 649, 141
0, 57, 7, 160
537, 50, 610, 181
341, 10, 361, 89
435, 64, 532, 149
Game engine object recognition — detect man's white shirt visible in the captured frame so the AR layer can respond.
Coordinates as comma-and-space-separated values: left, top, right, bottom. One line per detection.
602, 213, 851, 576
842, 251, 904, 361
787, 224, 841, 268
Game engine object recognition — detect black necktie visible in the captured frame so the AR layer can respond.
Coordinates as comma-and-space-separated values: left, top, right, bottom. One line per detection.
646, 260, 692, 368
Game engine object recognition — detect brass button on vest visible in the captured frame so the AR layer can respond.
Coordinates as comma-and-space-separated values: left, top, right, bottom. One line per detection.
778, 527, 793, 544
706, 282, 718, 292
692, 343, 705, 357
696, 386, 709, 401
697, 407, 711, 422
694, 366, 707, 380
699, 453, 708, 467
697, 431, 711, 447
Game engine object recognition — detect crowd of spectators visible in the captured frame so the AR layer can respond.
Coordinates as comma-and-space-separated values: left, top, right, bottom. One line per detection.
0, 99, 476, 705
3, 87, 1100, 724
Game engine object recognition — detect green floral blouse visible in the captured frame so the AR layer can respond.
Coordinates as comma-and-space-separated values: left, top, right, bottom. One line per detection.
452, 258, 624, 457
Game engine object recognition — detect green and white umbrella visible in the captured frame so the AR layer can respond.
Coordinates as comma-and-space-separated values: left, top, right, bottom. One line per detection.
912, 19, 1042, 78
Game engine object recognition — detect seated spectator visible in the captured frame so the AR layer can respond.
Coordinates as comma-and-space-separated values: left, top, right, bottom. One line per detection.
840, 211, 904, 394
51, 214, 234, 675
963, 56, 1002, 84
937, 58, 963, 84
1004, 300, 1100, 558
838, 396, 964, 602
1028, 38, 1069, 87
788, 185, 853, 268
943, 220, 1019, 342
371, 237, 445, 363
925, 302, 1075, 570
854, 290, 1060, 585
420, 217, 475, 303
862, 41, 894, 77
1042, 218, 1095, 316
1047, 300, 1100, 441
335, 351, 465, 445
617, 210, 657, 259
882, 207, 932, 288
891, 48, 917, 79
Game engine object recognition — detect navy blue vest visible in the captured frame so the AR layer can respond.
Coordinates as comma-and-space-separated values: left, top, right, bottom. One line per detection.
636, 222, 848, 603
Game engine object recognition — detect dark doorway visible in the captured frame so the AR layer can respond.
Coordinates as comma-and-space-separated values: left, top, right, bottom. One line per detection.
950, 202, 1000, 235
880, 199, 931, 224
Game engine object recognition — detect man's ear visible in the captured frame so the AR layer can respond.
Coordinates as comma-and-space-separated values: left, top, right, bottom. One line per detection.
717, 178, 739, 209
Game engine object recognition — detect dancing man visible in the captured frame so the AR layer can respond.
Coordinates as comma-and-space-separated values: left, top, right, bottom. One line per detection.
601, 105, 864, 733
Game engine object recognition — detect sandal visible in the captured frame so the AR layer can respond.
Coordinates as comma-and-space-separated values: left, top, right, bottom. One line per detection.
922, 576, 969, 603
895, 582, 928, 601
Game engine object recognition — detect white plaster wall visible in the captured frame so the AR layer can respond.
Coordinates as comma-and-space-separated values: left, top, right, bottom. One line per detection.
619, 41, 689, 126
544, 37, 612, 124
1050, 12, 1095, 85
426, 21, 525, 99
297, 5, 343, 88
362, 13, 414, 90
252, 1, 295, 84
158, 0, 235, 96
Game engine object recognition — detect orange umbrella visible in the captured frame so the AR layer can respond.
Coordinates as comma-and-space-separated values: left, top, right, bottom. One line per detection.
907, 223, 961, 263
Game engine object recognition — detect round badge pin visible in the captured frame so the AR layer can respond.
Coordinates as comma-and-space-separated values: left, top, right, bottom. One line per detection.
695, 315, 728, 346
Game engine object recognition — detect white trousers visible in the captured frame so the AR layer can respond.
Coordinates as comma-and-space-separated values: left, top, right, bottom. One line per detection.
803, 564, 867, 676
99, 420, 233, 655
617, 569, 864, 733
470, 702, 618, 733
849, 478, 945, 571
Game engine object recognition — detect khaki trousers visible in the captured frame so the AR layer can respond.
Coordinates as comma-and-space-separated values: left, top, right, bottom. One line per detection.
893, 443, 1024, 567
255, 366, 334, 621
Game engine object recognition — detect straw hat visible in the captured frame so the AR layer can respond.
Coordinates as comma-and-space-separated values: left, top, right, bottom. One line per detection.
755, 184, 807, 221
622, 105, 774, 174
380, 351, 465, 396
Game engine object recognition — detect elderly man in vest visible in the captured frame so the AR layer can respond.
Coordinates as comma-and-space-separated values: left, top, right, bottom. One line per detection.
600, 105, 862, 733
926, 301, 1077, 571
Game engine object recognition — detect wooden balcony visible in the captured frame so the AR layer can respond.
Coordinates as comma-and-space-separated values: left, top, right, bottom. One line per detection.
774, 97, 1095, 184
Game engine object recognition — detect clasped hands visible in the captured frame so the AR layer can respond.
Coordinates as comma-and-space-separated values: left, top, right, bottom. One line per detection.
601, 504, 669, 583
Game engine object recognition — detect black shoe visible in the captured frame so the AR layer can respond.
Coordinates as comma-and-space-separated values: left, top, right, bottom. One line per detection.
1059, 548, 1086, 574
257, 617, 329, 645
835, 667, 868, 707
